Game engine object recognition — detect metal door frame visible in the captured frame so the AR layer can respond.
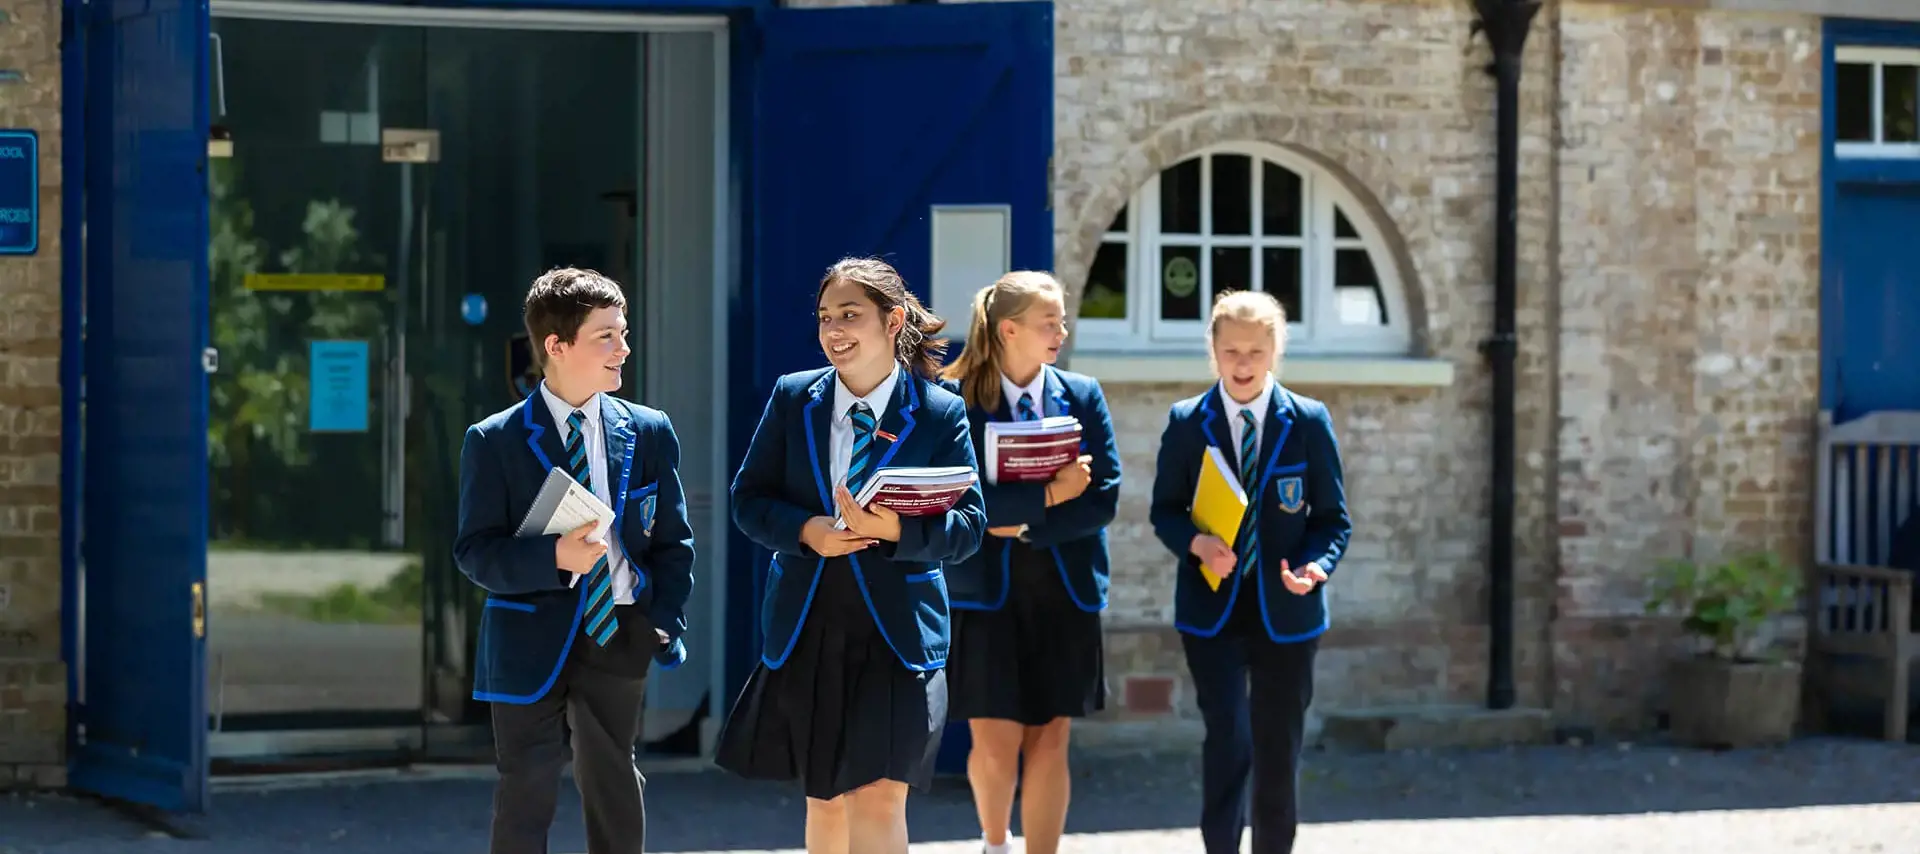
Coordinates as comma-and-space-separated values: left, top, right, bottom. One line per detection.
199, 0, 735, 762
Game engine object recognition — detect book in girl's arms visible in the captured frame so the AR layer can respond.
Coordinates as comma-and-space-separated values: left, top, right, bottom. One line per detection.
983, 416, 1083, 485
833, 466, 979, 529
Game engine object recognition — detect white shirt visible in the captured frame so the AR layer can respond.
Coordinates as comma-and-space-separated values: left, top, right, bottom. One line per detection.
1221, 375, 1275, 470
541, 383, 637, 606
999, 369, 1046, 420
830, 367, 900, 490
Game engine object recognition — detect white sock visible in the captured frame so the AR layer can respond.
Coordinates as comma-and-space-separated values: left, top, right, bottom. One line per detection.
983, 841, 1013, 854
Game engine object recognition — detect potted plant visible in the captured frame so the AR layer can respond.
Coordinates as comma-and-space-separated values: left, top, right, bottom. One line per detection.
1644, 551, 1805, 748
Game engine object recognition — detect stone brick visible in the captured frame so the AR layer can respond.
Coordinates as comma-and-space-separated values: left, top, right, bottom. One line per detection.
0, 0, 68, 786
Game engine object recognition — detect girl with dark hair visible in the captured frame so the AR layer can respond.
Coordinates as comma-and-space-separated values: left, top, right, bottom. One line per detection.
716, 257, 987, 854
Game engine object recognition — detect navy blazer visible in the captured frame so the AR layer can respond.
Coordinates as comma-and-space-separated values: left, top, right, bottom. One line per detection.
453, 392, 697, 704
945, 366, 1121, 612
731, 366, 987, 672
1149, 382, 1352, 643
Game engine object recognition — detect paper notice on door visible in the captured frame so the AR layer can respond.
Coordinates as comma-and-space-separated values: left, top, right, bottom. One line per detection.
515, 467, 615, 544
309, 340, 369, 433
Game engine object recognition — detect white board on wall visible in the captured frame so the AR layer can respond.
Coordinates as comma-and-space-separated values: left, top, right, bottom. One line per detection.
928, 205, 1012, 339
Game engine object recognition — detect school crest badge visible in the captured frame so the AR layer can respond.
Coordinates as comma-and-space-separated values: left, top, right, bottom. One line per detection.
637, 493, 658, 537
1276, 476, 1305, 514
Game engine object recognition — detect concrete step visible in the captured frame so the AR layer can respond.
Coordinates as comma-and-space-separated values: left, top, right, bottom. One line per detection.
1317, 704, 1554, 751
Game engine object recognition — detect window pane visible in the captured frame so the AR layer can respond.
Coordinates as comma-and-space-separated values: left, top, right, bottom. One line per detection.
1211, 154, 1252, 235
1159, 245, 1202, 320
1334, 249, 1388, 326
1261, 162, 1303, 237
1886, 64, 1919, 144
1082, 241, 1128, 320
1108, 204, 1128, 233
1259, 247, 1302, 323
1335, 207, 1359, 239
1837, 63, 1874, 142
1212, 246, 1251, 296
1160, 159, 1202, 234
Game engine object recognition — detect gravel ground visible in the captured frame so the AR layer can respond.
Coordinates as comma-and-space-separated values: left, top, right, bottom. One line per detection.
4, 737, 1917, 853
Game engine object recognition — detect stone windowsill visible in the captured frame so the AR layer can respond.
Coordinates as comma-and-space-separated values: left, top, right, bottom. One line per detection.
1068, 353, 1456, 388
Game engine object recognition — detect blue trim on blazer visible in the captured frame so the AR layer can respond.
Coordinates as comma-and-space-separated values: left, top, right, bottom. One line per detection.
1176, 387, 1291, 639
456, 389, 697, 704
947, 366, 1119, 615
1149, 380, 1351, 644
732, 367, 987, 673
485, 598, 537, 613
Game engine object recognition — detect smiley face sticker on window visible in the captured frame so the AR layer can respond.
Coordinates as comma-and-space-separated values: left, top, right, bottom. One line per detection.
1163, 256, 1199, 299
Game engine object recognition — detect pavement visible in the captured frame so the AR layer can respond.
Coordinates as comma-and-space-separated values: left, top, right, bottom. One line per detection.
4, 737, 1918, 854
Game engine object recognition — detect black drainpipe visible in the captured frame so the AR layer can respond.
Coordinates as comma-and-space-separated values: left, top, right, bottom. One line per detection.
1471, 0, 1540, 712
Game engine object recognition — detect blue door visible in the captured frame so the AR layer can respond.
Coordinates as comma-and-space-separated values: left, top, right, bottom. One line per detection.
1825, 185, 1920, 422
70, 0, 212, 813
736, 0, 1053, 766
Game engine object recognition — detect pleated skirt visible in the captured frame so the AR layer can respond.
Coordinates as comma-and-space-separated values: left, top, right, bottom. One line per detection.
946, 542, 1107, 727
713, 561, 947, 801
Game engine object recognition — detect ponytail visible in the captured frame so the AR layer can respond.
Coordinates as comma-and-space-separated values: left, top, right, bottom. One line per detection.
938, 271, 1066, 413
895, 300, 950, 380
940, 285, 1009, 413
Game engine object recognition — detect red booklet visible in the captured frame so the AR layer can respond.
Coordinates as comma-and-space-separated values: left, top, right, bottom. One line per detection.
834, 466, 978, 529
983, 416, 1083, 485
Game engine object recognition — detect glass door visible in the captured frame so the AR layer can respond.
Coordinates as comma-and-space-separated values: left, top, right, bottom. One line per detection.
205, 12, 647, 754
414, 25, 645, 740
205, 17, 433, 736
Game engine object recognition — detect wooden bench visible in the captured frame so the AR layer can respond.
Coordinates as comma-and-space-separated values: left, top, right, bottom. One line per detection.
1809, 410, 1920, 743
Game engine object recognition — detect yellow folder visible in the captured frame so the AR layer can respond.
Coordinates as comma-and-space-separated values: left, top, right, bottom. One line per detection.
1190, 446, 1249, 591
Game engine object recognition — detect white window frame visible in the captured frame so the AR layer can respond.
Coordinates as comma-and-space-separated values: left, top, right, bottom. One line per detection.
1834, 46, 1920, 160
1074, 142, 1413, 357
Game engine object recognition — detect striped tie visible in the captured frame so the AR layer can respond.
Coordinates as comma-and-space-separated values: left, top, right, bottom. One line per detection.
567, 410, 619, 647
1016, 391, 1039, 422
1239, 409, 1261, 568
847, 402, 877, 496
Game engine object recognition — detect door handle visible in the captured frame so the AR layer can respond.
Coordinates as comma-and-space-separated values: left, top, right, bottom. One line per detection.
202, 347, 219, 374
191, 581, 206, 639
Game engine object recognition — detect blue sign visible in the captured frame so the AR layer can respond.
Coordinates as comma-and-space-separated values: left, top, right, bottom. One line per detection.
0, 129, 36, 256
309, 340, 370, 433
461, 293, 488, 326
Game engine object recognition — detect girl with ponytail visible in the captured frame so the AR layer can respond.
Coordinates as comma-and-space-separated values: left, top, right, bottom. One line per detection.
938, 271, 1123, 854
716, 256, 986, 854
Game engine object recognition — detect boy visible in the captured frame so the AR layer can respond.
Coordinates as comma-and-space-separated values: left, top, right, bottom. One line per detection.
454, 267, 695, 854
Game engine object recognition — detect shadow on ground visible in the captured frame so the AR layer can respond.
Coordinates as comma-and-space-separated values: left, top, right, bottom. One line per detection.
4, 737, 1918, 853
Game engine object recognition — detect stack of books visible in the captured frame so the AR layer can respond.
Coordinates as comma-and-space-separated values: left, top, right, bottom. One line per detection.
983, 416, 1083, 485
834, 466, 979, 529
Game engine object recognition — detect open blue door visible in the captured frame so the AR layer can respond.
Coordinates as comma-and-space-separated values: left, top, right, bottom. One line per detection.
71, 0, 212, 813
740, 0, 1053, 772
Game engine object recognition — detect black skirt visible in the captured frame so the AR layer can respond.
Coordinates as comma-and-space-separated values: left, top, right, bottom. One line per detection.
947, 541, 1106, 726
713, 559, 947, 801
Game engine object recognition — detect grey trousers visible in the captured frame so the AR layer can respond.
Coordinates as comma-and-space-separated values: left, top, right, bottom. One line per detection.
489, 615, 656, 854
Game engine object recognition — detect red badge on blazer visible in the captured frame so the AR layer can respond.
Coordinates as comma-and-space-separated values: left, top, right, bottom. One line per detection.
876, 429, 898, 442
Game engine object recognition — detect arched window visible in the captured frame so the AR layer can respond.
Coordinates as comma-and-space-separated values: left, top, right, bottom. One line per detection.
1075, 143, 1413, 356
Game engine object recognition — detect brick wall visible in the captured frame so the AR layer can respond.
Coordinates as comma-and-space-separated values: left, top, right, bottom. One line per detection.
0, 0, 67, 788
1548, 4, 1821, 730
1049, 0, 1561, 735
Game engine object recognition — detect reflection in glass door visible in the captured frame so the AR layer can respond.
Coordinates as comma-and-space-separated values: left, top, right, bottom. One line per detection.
413, 26, 644, 738
206, 12, 645, 753
206, 18, 432, 733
